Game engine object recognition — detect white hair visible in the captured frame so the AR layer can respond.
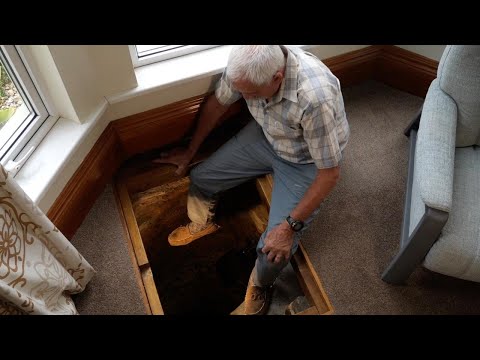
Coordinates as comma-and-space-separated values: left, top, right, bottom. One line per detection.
226, 45, 286, 86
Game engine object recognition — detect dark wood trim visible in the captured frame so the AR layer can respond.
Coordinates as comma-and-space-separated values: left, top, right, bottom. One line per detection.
323, 45, 383, 88
113, 96, 245, 158
375, 45, 439, 98
113, 95, 203, 157
47, 123, 126, 239
48, 45, 438, 240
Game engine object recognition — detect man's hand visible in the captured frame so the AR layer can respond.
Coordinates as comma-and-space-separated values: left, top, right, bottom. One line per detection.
152, 147, 194, 177
262, 221, 295, 264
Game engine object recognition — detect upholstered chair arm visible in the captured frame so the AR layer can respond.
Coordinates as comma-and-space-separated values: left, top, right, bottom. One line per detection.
416, 79, 457, 213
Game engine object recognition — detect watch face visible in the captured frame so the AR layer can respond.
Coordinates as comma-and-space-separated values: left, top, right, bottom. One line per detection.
292, 221, 303, 231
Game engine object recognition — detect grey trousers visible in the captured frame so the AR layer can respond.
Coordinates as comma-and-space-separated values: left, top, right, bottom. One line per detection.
188, 120, 319, 287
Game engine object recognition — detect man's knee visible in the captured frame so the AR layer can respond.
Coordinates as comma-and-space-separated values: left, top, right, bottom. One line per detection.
189, 163, 210, 187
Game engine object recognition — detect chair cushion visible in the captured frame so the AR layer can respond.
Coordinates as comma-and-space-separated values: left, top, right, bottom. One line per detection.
424, 147, 480, 281
437, 45, 480, 147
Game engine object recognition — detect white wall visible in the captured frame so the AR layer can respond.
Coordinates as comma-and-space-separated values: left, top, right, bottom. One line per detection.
396, 45, 446, 61
47, 46, 102, 122
88, 46, 137, 98
21, 45, 78, 122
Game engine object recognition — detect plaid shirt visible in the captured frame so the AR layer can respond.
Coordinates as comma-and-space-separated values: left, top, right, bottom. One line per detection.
215, 46, 350, 169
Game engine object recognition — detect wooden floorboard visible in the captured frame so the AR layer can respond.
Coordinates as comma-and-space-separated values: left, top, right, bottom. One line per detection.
114, 176, 163, 314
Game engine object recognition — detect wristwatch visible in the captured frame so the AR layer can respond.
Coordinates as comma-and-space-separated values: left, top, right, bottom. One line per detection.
286, 215, 304, 232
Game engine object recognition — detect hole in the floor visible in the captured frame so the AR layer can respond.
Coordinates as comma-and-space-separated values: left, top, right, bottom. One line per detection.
136, 177, 269, 315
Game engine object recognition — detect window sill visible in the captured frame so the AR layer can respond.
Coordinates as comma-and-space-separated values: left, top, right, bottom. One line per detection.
107, 45, 315, 104
14, 100, 109, 212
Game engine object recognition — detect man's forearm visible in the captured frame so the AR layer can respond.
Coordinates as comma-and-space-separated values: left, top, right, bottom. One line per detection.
188, 95, 230, 155
289, 166, 340, 223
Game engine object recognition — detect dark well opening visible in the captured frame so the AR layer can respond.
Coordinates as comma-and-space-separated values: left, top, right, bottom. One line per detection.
132, 174, 270, 315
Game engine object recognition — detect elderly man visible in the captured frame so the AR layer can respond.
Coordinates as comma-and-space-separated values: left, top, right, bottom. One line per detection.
154, 45, 350, 315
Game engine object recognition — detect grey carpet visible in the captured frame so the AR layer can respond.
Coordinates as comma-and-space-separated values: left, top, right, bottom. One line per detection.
71, 184, 147, 315
301, 80, 480, 315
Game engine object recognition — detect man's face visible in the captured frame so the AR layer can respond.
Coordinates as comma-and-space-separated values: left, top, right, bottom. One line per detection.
232, 71, 284, 100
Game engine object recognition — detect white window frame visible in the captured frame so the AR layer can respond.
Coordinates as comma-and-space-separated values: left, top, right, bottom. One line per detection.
0, 45, 58, 177
129, 45, 221, 68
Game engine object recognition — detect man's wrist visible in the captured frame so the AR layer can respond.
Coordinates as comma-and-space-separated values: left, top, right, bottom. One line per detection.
280, 220, 295, 233
285, 215, 305, 232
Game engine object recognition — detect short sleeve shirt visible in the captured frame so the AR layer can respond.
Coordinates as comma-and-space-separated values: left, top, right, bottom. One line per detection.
215, 45, 350, 169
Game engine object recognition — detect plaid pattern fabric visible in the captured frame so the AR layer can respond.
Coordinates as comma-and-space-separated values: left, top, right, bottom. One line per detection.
215, 46, 350, 169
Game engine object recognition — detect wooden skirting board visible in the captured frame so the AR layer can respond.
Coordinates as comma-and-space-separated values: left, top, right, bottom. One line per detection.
47, 45, 439, 244
374, 45, 438, 98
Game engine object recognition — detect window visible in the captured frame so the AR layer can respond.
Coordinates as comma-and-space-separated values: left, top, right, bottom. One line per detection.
129, 45, 221, 68
0, 45, 57, 176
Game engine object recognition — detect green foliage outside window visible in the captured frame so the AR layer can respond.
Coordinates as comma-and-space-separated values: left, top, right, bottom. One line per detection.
0, 63, 15, 125
0, 62, 11, 99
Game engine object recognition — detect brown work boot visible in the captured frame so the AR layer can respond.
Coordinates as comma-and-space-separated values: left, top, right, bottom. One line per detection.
168, 222, 220, 246
244, 279, 273, 315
